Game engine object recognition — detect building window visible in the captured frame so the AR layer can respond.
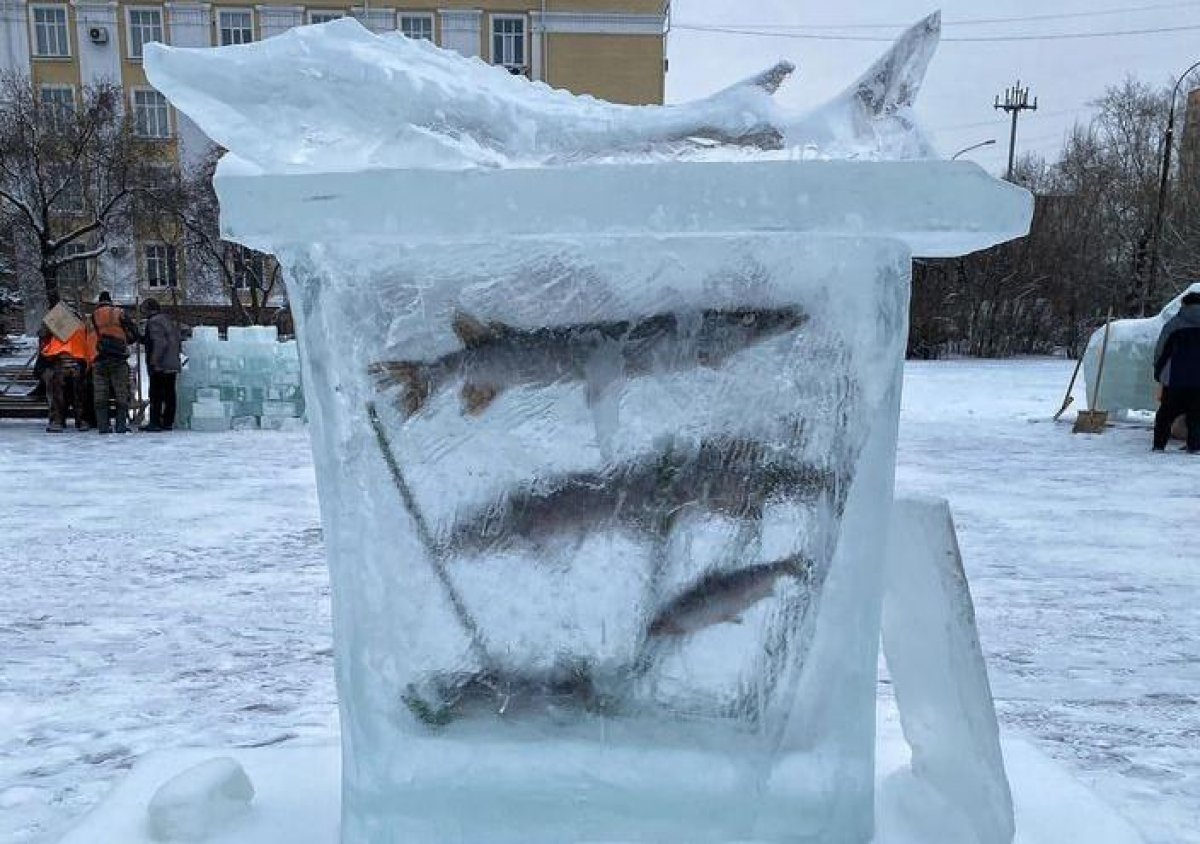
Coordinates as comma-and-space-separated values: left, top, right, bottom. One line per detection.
491, 15, 525, 74
231, 247, 265, 290
144, 243, 178, 288
307, 10, 343, 24
399, 13, 433, 41
39, 85, 75, 129
58, 242, 91, 288
30, 5, 70, 58
218, 9, 253, 45
126, 7, 164, 59
132, 89, 171, 137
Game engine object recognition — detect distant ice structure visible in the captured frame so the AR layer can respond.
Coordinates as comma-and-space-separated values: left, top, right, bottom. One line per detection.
178, 325, 304, 431
144, 13, 1032, 844
1082, 282, 1200, 416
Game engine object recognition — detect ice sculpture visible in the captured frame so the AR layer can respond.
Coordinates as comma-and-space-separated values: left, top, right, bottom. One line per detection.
1082, 282, 1200, 415
145, 15, 1032, 844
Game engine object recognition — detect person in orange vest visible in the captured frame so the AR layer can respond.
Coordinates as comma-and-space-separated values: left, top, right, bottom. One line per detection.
39, 309, 96, 433
91, 291, 140, 434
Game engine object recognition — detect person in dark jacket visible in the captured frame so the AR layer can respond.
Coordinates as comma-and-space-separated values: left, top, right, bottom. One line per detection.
91, 291, 139, 434
141, 298, 182, 432
1153, 290, 1200, 453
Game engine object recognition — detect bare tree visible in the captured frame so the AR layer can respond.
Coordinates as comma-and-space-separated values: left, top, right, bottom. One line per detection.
0, 73, 156, 313
909, 75, 1191, 360
145, 149, 281, 325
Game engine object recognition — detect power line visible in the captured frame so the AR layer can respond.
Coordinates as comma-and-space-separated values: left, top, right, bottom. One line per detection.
692, 1, 1200, 32
934, 107, 1090, 133
673, 22, 1200, 43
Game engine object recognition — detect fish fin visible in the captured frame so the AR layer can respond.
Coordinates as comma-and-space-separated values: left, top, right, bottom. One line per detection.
462, 382, 502, 415
369, 361, 430, 418
452, 311, 496, 348
746, 60, 796, 96
847, 12, 940, 118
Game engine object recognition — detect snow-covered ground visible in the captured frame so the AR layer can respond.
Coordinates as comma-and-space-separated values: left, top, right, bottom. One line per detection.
0, 358, 1196, 843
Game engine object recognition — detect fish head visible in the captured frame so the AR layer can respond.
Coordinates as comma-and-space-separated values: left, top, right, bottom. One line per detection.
695, 308, 807, 366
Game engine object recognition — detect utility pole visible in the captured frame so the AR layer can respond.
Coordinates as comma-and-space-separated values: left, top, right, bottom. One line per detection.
994, 81, 1038, 181
1145, 59, 1200, 315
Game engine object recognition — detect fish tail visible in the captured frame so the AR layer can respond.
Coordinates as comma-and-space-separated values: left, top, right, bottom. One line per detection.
777, 554, 813, 582
369, 360, 432, 418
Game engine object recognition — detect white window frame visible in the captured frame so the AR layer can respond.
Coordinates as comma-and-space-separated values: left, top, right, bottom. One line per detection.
490, 14, 526, 74
143, 242, 178, 289
39, 84, 76, 129
217, 8, 254, 45
125, 6, 165, 60
398, 12, 434, 41
29, 4, 71, 58
131, 87, 172, 139
307, 9, 343, 24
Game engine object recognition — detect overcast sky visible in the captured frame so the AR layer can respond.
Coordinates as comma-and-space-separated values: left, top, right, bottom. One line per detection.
666, 0, 1200, 174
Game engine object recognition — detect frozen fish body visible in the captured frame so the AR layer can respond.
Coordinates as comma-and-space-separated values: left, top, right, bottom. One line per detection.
437, 436, 837, 554
370, 307, 808, 418
143, 13, 943, 172
647, 556, 812, 638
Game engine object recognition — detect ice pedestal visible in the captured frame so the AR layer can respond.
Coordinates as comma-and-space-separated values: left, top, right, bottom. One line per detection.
198, 161, 1032, 843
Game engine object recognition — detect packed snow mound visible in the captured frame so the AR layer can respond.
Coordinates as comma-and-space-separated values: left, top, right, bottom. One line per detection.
142, 13, 942, 174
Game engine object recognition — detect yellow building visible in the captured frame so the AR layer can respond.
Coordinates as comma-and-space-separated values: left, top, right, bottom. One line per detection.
0, 0, 668, 304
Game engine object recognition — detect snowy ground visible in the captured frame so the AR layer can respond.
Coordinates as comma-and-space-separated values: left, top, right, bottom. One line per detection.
0, 358, 1196, 843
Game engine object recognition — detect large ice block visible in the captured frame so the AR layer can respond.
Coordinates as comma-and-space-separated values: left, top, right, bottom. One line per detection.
174, 164, 1024, 844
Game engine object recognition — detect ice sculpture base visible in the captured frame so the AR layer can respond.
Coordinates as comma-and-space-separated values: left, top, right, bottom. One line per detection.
61, 719, 1146, 844
344, 731, 834, 843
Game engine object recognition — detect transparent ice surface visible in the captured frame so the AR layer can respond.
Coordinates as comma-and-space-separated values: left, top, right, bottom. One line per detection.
277, 232, 910, 843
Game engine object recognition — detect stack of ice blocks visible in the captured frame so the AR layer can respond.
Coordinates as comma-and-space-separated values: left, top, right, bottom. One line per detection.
176, 324, 305, 431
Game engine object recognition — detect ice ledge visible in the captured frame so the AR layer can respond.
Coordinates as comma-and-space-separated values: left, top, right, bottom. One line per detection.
215, 160, 1033, 259
60, 718, 1143, 844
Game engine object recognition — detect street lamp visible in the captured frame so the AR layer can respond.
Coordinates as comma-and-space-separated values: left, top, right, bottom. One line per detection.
951, 139, 997, 160
1145, 58, 1200, 315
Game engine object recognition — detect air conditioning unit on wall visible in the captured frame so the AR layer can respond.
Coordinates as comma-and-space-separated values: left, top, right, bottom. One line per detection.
88, 26, 109, 45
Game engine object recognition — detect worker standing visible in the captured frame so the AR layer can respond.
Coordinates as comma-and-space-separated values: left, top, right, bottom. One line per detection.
91, 291, 139, 435
141, 299, 182, 432
1153, 291, 1200, 453
39, 312, 95, 434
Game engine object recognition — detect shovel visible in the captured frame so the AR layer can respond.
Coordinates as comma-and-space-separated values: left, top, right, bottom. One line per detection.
1073, 307, 1113, 434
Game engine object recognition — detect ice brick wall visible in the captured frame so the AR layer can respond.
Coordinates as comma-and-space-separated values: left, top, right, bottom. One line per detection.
177, 326, 304, 431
